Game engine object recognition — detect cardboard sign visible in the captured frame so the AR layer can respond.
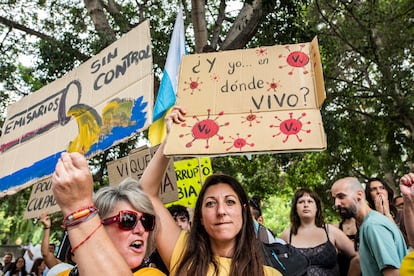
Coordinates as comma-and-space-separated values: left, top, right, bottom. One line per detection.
166, 157, 212, 208
165, 37, 326, 156
0, 21, 153, 194
107, 145, 178, 204
23, 176, 60, 219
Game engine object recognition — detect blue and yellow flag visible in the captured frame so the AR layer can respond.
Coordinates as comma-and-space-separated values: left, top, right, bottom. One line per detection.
148, 7, 186, 146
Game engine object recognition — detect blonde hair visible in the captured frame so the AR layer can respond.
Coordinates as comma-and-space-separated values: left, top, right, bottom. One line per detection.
94, 177, 157, 255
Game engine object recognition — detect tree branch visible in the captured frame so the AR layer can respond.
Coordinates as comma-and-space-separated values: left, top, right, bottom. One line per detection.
105, 0, 132, 32
0, 15, 89, 61
210, 0, 226, 50
191, 0, 208, 53
83, 0, 117, 45
0, 16, 51, 40
221, 0, 275, 50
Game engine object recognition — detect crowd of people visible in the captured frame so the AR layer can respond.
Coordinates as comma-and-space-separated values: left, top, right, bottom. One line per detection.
0, 253, 46, 276
2, 106, 414, 276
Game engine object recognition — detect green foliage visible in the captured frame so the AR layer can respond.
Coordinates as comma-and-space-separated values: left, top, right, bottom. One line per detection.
261, 194, 291, 236
1, 0, 414, 244
306, 0, 414, 188
0, 210, 13, 244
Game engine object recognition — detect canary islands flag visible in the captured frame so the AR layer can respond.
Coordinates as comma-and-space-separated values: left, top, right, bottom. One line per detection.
148, 7, 186, 145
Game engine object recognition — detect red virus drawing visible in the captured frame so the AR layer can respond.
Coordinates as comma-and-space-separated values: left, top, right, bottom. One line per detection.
241, 110, 262, 127
224, 133, 255, 152
210, 74, 220, 82
256, 48, 268, 56
269, 112, 311, 142
179, 109, 230, 149
278, 44, 309, 75
266, 78, 282, 92
183, 77, 203, 95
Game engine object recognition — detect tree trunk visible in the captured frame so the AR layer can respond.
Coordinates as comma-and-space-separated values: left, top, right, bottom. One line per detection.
83, 0, 117, 45
221, 0, 267, 50
191, 0, 208, 53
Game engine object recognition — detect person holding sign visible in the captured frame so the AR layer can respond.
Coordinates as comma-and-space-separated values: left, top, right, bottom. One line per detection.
140, 107, 281, 275
51, 108, 189, 275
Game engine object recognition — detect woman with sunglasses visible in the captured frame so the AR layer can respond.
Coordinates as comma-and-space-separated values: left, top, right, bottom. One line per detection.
53, 163, 166, 276
96, 178, 160, 273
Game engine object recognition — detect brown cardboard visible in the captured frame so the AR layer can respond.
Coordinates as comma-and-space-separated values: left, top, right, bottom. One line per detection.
165, 37, 326, 156
0, 21, 153, 192
23, 177, 60, 219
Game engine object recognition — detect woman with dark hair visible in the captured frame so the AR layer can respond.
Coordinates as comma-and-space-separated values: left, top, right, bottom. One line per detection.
5, 256, 28, 276
29, 258, 46, 276
185, 174, 272, 274
365, 178, 398, 222
366, 177, 409, 246
280, 188, 360, 276
139, 108, 280, 275
142, 167, 280, 275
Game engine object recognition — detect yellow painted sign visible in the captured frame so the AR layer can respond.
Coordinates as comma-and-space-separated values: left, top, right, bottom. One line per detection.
166, 157, 212, 208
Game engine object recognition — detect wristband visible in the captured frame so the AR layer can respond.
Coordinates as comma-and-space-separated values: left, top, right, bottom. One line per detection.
66, 206, 98, 222
62, 206, 99, 229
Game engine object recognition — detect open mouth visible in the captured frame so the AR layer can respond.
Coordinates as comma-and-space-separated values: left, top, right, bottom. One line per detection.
130, 240, 143, 249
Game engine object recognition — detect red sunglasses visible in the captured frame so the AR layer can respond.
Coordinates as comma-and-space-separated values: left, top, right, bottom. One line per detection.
102, 210, 155, 232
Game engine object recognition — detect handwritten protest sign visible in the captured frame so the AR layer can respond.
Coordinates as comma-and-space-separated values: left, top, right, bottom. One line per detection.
24, 145, 179, 219
23, 177, 60, 219
165, 37, 326, 156
0, 20, 153, 195
107, 145, 178, 204
167, 157, 212, 208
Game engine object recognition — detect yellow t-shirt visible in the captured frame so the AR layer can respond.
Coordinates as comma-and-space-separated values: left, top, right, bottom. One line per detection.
170, 231, 281, 276
400, 250, 414, 276
134, 267, 166, 275
57, 266, 165, 276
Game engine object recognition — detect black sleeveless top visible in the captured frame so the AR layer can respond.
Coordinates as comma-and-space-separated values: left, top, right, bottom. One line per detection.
337, 221, 360, 276
290, 225, 339, 276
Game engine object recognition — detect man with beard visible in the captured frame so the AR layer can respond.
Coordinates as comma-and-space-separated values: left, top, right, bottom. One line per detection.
331, 177, 407, 276
1, 252, 13, 274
